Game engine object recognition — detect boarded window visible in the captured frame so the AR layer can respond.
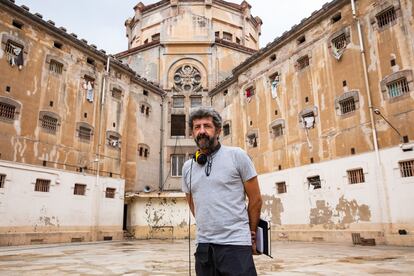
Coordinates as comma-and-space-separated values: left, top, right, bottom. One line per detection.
223, 123, 230, 136
190, 97, 202, 108
74, 183, 86, 195
376, 6, 396, 28
387, 78, 410, 98
173, 97, 184, 108
339, 97, 356, 114
105, 187, 116, 198
79, 126, 92, 141
297, 55, 309, 70
0, 174, 5, 188
171, 154, 185, 177
40, 115, 58, 133
307, 176, 321, 189
49, 59, 63, 74
399, 160, 414, 178
347, 168, 365, 184
171, 114, 186, 137
276, 182, 287, 194
35, 179, 50, 192
0, 102, 16, 120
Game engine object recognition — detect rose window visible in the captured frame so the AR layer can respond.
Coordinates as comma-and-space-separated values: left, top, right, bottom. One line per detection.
173, 65, 202, 92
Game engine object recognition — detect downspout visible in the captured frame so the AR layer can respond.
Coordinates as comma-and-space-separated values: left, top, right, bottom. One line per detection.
93, 55, 110, 240
351, 0, 392, 238
159, 94, 165, 191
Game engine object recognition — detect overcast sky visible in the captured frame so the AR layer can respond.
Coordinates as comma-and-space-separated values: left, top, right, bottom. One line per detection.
16, 0, 329, 54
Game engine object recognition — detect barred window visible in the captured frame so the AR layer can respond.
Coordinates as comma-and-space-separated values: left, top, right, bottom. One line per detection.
0, 102, 16, 120
376, 7, 397, 28
74, 183, 86, 195
5, 40, 23, 58
35, 179, 50, 192
0, 174, 5, 188
307, 176, 321, 189
40, 115, 58, 132
49, 59, 63, 74
347, 168, 365, 184
272, 124, 284, 138
223, 123, 230, 136
387, 78, 410, 98
79, 126, 92, 141
276, 182, 287, 194
112, 88, 122, 99
399, 160, 414, 178
339, 97, 356, 114
297, 55, 309, 70
171, 154, 185, 177
105, 187, 116, 198
108, 135, 120, 148
331, 32, 348, 50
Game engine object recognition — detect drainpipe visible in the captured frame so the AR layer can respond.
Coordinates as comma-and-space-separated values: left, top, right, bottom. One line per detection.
92, 55, 111, 241
159, 95, 165, 191
351, 0, 392, 239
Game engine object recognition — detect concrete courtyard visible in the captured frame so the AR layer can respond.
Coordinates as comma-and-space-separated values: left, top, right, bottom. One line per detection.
0, 240, 413, 275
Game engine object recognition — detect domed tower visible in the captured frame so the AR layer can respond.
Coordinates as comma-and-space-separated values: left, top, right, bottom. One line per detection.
118, 0, 261, 191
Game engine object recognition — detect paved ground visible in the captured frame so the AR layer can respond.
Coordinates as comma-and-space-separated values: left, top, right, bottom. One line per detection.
0, 240, 413, 275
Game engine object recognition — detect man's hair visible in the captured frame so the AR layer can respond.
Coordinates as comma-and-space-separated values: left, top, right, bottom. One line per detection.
189, 107, 222, 130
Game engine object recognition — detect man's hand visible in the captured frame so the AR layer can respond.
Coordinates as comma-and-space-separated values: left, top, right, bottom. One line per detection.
251, 231, 260, 255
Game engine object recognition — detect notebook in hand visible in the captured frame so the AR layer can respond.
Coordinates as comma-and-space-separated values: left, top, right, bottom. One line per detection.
256, 219, 272, 258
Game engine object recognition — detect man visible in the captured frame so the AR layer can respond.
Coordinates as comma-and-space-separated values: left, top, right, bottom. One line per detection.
182, 107, 262, 276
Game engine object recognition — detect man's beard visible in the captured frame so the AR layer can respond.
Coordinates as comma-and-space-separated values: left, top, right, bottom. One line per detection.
195, 133, 216, 151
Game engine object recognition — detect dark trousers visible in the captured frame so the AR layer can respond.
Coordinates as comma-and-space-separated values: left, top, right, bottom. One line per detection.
195, 243, 257, 276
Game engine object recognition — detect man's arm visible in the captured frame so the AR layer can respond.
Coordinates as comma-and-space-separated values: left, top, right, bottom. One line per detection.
185, 193, 195, 216
244, 176, 262, 254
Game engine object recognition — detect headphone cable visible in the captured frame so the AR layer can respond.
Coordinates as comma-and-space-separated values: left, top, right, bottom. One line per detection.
188, 159, 193, 276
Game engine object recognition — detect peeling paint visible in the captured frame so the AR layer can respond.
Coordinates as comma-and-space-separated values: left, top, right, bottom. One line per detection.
261, 195, 284, 225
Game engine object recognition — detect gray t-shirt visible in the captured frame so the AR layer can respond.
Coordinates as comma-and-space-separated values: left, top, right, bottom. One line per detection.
182, 145, 257, 245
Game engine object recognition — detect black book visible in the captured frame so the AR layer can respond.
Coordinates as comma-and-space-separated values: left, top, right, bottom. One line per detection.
256, 219, 273, 258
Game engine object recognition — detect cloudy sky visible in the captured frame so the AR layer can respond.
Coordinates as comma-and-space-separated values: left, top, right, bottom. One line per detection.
16, 0, 329, 54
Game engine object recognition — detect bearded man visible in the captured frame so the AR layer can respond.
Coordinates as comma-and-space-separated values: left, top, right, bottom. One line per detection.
182, 107, 262, 276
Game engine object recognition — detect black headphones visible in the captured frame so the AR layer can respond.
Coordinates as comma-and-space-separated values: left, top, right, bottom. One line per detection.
193, 143, 221, 165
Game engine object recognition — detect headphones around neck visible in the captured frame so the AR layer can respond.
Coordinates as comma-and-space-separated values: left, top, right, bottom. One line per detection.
193, 143, 221, 165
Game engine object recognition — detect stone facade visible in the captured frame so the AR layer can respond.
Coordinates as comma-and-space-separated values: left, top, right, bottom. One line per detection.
0, 0, 413, 246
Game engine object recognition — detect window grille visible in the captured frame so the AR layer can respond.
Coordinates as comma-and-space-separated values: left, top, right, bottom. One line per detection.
0, 174, 5, 188
376, 7, 396, 28
331, 33, 348, 50
223, 124, 230, 136
307, 176, 321, 189
40, 115, 58, 132
276, 182, 287, 194
387, 78, 410, 98
49, 60, 63, 74
108, 135, 120, 148
347, 168, 365, 184
339, 97, 356, 114
79, 126, 92, 140
399, 160, 414, 178
171, 154, 185, 177
297, 55, 309, 70
171, 114, 186, 137
112, 88, 122, 99
35, 179, 50, 192
191, 97, 202, 108
105, 187, 116, 198
0, 102, 16, 120
74, 183, 86, 195
5, 40, 23, 58
272, 124, 284, 138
